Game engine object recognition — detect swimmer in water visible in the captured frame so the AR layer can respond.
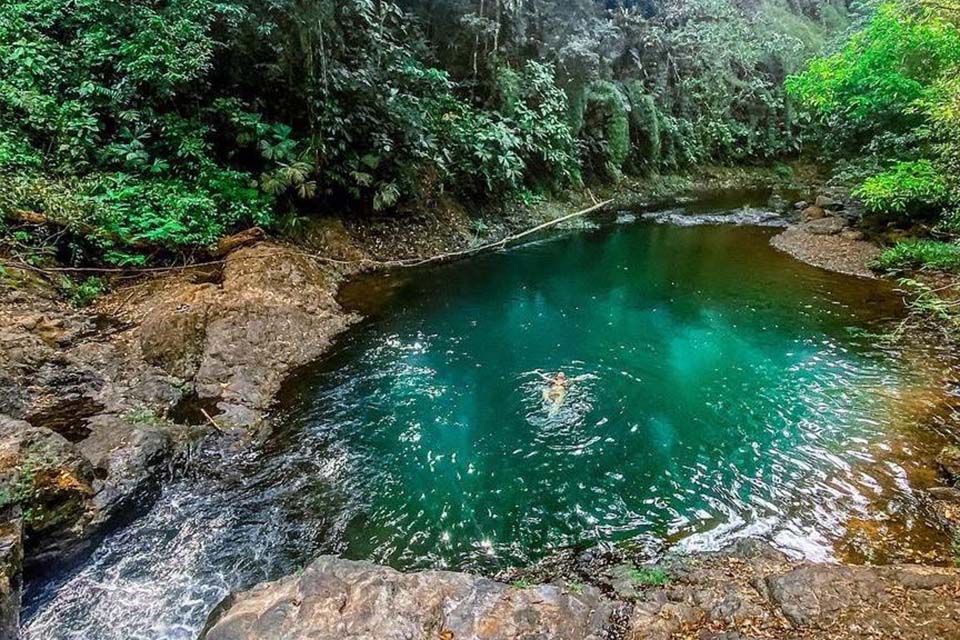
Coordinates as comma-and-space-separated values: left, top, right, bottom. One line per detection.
540, 371, 569, 405
537, 371, 592, 409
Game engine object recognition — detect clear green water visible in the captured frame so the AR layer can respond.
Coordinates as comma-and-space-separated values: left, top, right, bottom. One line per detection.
286, 219, 910, 571
28, 211, 953, 639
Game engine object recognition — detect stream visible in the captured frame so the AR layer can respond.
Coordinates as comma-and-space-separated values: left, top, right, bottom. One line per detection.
22, 195, 960, 639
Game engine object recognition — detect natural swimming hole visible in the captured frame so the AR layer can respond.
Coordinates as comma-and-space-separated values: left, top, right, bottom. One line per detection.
23, 203, 959, 639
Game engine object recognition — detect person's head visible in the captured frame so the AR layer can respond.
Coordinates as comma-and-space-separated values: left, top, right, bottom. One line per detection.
556, 372, 567, 382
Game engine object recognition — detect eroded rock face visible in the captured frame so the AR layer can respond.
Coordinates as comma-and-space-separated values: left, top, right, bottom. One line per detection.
138, 243, 357, 427
0, 273, 191, 570
199, 556, 613, 640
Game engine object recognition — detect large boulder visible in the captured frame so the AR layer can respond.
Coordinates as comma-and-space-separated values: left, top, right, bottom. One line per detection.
802, 216, 847, 236
138, 243, 357, 427
815, 195, 842, 210
801, 205, 826, 222
199, 556, 614, 640
0, 416, 95, 565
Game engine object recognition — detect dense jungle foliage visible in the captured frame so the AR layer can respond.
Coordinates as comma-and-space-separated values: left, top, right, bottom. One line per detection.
787, 0, 960, 271
0, 0, 852, 266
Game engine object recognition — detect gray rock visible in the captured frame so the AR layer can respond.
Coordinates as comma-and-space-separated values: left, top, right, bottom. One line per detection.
793, 200, 809, 211
767, 564, 960, 634
802, 216, 847, 235
200, 556, 613, 640
814, 195, 838, 209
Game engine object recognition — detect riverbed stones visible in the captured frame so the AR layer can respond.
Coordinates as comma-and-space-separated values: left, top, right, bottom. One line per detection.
771, 226, 881, 279
199, 556, 614, 640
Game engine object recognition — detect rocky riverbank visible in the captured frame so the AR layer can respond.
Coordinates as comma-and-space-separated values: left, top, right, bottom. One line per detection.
198, 539, 960, 640
769, 194, 881, 280
0, 198, 580, 635
4, 175, 960, 639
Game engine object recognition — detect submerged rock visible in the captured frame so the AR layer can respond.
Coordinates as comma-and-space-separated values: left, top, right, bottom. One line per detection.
199, 556, 613, 640
926, 486, 960, 531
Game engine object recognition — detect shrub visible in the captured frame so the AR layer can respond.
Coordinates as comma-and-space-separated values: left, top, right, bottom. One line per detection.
627, 567, 670, 586
875, 239, 960, 272
854, 161, 951, 217
59, 276, 106, 307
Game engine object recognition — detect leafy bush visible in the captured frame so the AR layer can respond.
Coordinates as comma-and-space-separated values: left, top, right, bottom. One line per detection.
787, 2, 960, 151
875, 239, 960, 272
59, 276, 106, 307
854, 160, 950, 216
90, 171, 273, 256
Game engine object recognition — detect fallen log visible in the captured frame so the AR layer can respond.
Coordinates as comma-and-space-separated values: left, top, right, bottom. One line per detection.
214, 227, 266, 257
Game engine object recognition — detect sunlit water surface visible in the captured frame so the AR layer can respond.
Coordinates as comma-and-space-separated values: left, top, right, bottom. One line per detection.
23, 206, 960, 639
